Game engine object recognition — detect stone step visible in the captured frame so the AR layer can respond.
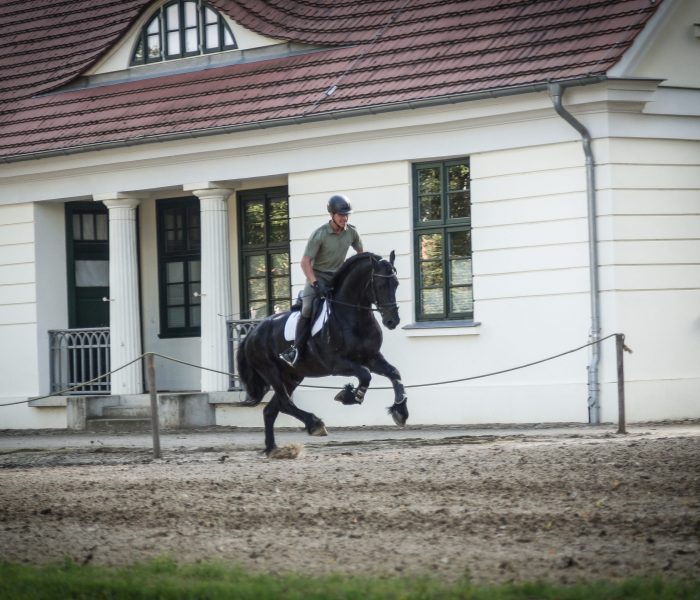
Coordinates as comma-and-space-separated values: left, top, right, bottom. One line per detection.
85, 417, 153, 433
102, 405, 151, 419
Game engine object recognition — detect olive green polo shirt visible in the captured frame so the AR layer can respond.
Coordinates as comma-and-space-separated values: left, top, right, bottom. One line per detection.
303, 222, 363, 273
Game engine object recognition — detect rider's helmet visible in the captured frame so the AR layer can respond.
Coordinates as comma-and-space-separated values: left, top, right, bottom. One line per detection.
327, 194, 352, 215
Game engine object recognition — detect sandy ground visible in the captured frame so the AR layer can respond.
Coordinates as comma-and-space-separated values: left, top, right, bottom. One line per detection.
0, 423, 698, 584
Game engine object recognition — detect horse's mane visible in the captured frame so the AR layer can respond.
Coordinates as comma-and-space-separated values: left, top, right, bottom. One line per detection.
331, 252, 382, 288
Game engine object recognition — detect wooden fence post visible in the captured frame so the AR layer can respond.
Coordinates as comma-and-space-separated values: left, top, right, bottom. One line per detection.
616, 334, 627, 435
146, 353, 161, 458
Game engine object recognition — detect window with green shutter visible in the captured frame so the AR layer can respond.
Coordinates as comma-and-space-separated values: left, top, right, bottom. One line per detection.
157, 197, 201, 337
238, 187, 291, 319
413, 159, 473, 321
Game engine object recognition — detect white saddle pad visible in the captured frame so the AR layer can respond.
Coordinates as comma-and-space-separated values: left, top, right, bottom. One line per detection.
283, 300, 329, 341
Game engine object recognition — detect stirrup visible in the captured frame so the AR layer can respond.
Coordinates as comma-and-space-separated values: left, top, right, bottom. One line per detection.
279, 346, 299, 366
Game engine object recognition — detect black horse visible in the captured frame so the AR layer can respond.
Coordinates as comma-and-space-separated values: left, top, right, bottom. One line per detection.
237, 251, 409, 454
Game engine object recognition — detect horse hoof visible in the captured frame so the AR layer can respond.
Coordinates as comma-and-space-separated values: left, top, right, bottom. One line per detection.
391, 412, 406, 427
388, 403, 408, 427
309, 423, 328, 437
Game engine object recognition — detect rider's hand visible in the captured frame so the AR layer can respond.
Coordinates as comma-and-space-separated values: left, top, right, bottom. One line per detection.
312, 280, 330, 297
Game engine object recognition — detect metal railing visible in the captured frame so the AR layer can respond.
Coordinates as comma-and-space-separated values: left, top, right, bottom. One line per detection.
227, 319, 261, 390
48, 327, 111, 395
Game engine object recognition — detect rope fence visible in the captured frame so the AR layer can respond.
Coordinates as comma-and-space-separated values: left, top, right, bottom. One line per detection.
0, 333, 632, 457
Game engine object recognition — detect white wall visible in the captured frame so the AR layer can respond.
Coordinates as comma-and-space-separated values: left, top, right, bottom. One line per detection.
0, 202, 66, 428
596, 137, 700, 421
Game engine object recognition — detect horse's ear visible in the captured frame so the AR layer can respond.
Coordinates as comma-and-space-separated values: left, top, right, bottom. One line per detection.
389, 250, 396, 266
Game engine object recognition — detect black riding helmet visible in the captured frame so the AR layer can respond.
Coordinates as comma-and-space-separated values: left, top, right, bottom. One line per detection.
327, 194, 352, 215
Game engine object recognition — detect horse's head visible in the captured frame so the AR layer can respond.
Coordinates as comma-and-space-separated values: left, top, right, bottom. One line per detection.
371, 251, 400, 330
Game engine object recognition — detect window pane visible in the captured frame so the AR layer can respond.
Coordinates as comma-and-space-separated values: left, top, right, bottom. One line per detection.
75, 260, 109, 287
189, 260, 200, 282
270, 252, 289, 275
420, 261, 443, 288
81, 214, 95, 240
244, 201, 265, 245
185, 27, 198, 52
450, 286, 473, 313
205, 7, 218, 24
166, 229, 184, 253
166, 4, 179, 29
190, 305, 201, 327
248, 301, 267, 319
273, 300, 290, 313
450, 259, 471, 285
184, 2, 197, 26
448, 163, 470, 191
268, 198, 289, 242
449, 230, 470, 257
72, 214, 82, 240
205, 24, 219, 49
147, 17, 160, 34
190, 282, 201, 303
166, 261, 184, 283
421, 289, 443, 315
95, 214, 108, 240
246, 255, 266, 277
448, 192, 469, 219
167, 283, 185, 305
419, 195, 441, 221
188, 225, 200, 250
148, 34, 161, 58
272, 277, 290, 298
223, 28, 235, 46
417, 166, 441, 195
418, 233, 443, 260
133, 39, 145, 63
168, 31, 180, 55
168, 307, 185, 328
248, 278, 267, 302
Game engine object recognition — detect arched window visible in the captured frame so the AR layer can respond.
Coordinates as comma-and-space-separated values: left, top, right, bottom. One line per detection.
132, 0, 237, 65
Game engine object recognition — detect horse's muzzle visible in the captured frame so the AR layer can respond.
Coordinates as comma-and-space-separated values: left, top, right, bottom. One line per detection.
382, 312, 400, 330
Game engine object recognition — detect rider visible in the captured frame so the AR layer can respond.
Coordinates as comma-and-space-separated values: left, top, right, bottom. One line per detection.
279, 194, 363, 366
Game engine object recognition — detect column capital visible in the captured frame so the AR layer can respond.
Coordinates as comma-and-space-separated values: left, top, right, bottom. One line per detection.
100, 199, 141, 211
183, 182, 239, 199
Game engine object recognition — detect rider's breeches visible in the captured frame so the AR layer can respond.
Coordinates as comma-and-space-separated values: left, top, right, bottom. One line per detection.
301, 271, 333, 318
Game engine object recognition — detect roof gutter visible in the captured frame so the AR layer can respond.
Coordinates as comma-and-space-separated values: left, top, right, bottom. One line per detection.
548, 82, 602, 425
0, 76, 607, 164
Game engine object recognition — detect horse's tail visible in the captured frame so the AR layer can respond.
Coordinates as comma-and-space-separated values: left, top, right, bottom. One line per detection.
236, 335, 269, 406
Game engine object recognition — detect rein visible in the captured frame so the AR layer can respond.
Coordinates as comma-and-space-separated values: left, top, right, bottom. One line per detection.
327, 255, 398, 313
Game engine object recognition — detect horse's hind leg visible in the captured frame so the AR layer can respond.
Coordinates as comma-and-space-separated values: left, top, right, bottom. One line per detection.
263, 395, 280, 454
277, 394, 328, 437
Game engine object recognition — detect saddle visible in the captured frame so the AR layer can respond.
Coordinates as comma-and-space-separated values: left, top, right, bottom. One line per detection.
282, 295, 330, 342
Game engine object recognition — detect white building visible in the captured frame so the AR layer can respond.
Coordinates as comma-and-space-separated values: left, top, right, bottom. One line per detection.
0, 0, 698, 430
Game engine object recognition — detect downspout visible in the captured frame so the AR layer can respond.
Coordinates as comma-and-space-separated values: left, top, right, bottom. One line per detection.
548, 83, 602, 424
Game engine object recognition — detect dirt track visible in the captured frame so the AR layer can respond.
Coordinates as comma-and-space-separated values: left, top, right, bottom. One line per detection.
1, 425, 698, 584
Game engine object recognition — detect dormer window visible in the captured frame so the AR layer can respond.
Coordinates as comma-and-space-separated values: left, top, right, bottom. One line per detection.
132, 0, 237, 65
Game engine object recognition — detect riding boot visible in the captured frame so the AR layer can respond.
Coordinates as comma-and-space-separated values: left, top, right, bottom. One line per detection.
279, 315, 311, 366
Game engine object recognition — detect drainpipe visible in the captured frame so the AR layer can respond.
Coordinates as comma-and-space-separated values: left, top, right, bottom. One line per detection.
548, 83, 602, 424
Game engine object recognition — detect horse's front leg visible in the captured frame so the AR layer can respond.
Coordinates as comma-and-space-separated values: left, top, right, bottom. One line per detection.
331, 360, 372, 405
366, 353, 408, 427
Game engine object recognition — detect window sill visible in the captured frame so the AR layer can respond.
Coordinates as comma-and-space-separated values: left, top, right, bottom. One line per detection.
402, 320, 481, 337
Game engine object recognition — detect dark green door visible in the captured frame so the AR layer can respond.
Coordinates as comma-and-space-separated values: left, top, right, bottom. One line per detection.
66, 202, 110, 328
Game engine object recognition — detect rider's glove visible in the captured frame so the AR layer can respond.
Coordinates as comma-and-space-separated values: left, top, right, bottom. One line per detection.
312, 280, 330, 297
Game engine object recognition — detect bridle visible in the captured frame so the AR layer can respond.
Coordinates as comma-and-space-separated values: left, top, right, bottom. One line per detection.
328, 255, 398, 315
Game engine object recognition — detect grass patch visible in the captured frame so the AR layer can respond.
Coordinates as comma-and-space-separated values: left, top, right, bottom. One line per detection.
1, 559, 698, 599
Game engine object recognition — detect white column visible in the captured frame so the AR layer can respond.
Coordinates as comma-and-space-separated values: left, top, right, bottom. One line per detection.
101, 198, 143, 395
190, 187, 234, 392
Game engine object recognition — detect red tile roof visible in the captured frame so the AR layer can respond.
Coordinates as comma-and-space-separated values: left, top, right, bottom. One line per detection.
0, 0, 661, 162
